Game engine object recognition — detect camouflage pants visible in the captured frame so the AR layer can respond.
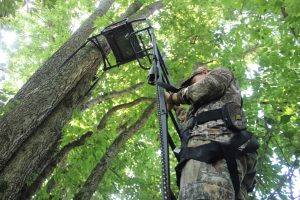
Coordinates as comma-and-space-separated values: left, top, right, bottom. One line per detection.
179, 136, 257, 200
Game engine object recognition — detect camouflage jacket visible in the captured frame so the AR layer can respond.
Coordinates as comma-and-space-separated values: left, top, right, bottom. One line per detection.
175, 67, 243, 143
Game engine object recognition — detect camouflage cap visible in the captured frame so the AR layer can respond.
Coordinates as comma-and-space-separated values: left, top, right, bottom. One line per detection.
180, 62, 210, 87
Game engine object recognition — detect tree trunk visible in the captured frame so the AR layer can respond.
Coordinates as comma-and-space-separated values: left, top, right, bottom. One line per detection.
73, 102, 156, 200
128, 1, 163, 20
0, 0, 115, 171
0, 44, 102, 200
20, 96, 153, 199
20, 96, 152, 199
0, 1, 163, 199
20, 131, 93, 199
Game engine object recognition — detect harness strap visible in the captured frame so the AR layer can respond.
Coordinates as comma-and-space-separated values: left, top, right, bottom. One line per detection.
194, 108, 223, 124
176, 131, 259, 197
220, 143, 240, 197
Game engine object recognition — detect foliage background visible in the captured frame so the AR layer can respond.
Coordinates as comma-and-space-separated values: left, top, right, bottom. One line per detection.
0, 0, 299, 199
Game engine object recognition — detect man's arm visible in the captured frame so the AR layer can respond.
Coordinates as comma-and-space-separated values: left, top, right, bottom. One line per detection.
173, 105, 188, 123
171, 68, 233, 105
166, 93, 187, 123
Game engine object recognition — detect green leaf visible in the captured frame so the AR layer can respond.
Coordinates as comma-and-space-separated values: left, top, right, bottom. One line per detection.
280, 114, 292, 124
283, 130, 295, 138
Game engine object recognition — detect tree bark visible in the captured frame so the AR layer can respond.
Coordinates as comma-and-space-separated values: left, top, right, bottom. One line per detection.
128, 1, 163, 20
0, 0, 115, 171
20, 131, 93, 199
0, 44, 102, 200
15, 0, 116, 100
119, 0, 143, 20
73, 101, 156, 200
20, 96, 152, 199
0, 1, 163, 199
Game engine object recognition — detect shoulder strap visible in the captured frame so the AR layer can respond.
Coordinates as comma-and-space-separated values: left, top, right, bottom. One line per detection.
156, 81, 181, 93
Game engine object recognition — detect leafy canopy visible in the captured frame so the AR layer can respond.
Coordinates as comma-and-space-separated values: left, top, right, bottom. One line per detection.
0, 0, 299, 199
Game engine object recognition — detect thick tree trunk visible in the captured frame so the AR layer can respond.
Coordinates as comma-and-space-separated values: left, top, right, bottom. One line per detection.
15, 0, 116, 100
20, 131, 93, 199
0, 0, 115, 171
20, 96, 153, 198
73, 102, 156, 200
0, 44, 102, 200
0, 1, 163, 199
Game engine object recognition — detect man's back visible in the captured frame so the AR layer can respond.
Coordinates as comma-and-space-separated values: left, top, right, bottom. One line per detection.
167, 66, 258, 200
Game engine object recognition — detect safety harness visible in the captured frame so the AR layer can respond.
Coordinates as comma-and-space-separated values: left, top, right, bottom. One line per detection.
175, 105, 259, 197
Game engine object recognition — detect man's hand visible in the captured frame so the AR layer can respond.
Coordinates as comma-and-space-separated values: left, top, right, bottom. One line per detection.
165, 92, 174, 111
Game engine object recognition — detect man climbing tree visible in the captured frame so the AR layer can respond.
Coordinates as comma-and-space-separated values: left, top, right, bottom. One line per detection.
1, 0, 299, 199
166, 62, 259, 199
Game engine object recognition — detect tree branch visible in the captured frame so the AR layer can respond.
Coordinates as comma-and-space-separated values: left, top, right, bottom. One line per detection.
119, 0, 143, 20
242, 43, 261, 57
258, 117, 273, 174
73, 101, 156, 200
281, 7, 299, 41
20, 131, 93, 199
81, 82, 144, 111
128, 1, 163, 20
20, 96, 153, 198
272, 137, 289, 165
97, 97, 155, 130
266, 157, 298, 199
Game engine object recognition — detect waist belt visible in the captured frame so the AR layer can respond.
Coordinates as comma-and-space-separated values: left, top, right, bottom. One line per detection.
176, 130, 259, 198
